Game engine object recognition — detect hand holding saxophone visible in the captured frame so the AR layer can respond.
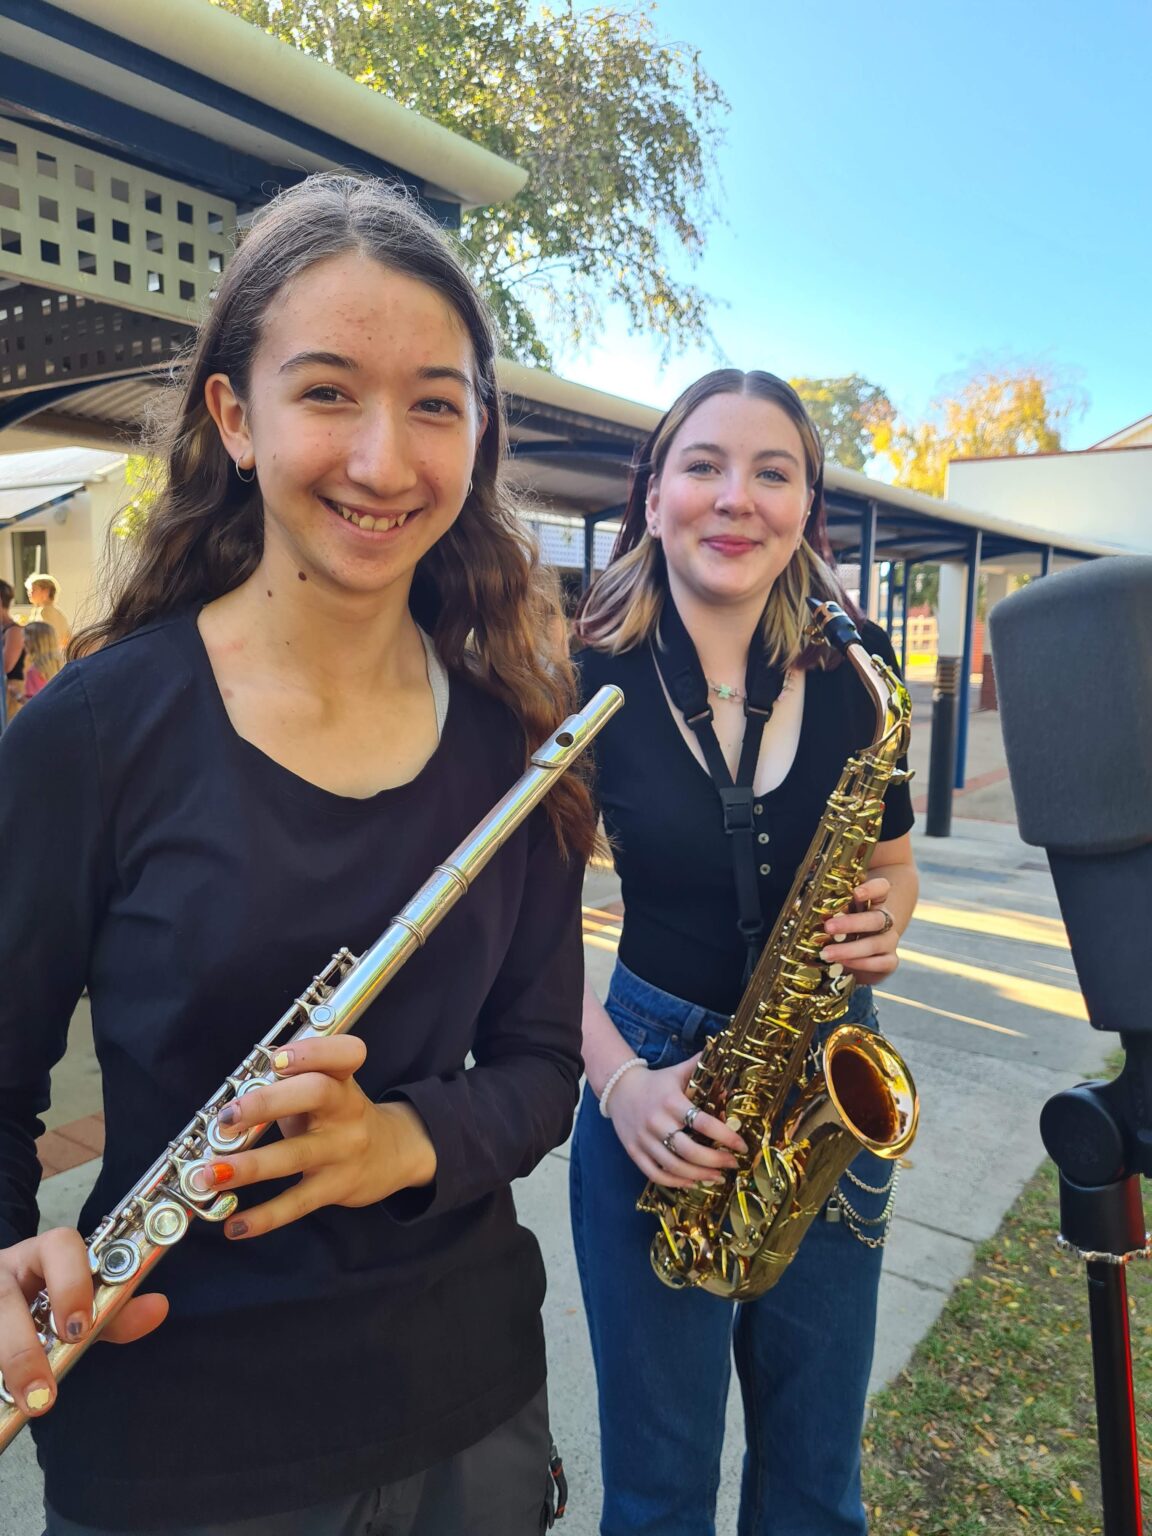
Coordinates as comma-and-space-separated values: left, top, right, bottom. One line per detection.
604, 1054, 748, 1190
0, 1231, 167, 1420
195, 1035, 437, 1242
820, 875, 903, 981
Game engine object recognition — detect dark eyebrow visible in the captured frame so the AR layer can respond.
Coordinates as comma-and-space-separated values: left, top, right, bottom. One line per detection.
418, 365, 475, 394
679, 440, 802, 469
277, 354, 474, 396
278, 351, 357, 375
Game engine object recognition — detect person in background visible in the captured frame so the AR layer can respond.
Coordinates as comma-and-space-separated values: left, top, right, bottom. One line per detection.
24, 573, 71, 652
1, 578, 25, 732
570, 368, 918, 1536
19, 620, 64, 702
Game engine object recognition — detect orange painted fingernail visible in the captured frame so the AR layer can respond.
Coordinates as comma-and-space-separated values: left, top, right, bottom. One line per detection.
273, 1049, 293, 1071
26, 1385, 52, 1413
211, 1162, 235, 1185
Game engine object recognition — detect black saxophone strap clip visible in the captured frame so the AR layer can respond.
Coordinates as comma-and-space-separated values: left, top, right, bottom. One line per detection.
719, 785, 755, 834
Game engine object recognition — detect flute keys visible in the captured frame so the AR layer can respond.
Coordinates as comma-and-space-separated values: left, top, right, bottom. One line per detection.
97, 1239, 141, 1284
144, 1201, 189, 1247
46, 1297, 98, 1343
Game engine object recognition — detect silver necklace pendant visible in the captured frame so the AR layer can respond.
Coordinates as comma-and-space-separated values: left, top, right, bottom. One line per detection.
707, 679, 745, 703
707, 671, 793, 705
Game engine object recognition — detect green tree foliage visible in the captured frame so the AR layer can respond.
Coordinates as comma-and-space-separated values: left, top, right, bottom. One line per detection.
908, 564, 938, 613
212, 0, 728, 365
873, 361, 1085, 499
112, 456, 160, 539
789, 374, 894, 472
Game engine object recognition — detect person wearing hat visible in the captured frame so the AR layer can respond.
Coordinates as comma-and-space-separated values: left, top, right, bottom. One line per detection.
24, 574, 70, 652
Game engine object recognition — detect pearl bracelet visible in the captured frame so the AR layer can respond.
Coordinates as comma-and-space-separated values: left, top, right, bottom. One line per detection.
598, 1055, 648, 1118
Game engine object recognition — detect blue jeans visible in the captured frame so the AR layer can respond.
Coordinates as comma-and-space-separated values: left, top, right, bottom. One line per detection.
570, 962, 894, 1536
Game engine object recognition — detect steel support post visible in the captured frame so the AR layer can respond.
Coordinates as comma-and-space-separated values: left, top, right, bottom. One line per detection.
955, 531, 982, 790
858, 501, 878, 616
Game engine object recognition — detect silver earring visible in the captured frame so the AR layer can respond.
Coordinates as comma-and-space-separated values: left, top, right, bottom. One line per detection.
235, 458, 256, 484
467, 478, 474, 496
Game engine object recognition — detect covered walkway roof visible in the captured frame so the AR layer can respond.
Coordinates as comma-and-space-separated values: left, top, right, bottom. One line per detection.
3, 0, 525, 212
496, 363, 1140, 570
0, 0, 525, 439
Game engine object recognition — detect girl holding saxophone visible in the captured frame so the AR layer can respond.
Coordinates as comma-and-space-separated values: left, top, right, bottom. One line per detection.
571, 370, 919, 1536
0, 175, 595, 1535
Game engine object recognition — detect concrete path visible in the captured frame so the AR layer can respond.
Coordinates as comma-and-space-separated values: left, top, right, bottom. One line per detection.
1, 702, 1103, 1534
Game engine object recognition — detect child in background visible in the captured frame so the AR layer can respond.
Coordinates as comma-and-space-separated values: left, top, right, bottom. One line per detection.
20, 621, 63, 701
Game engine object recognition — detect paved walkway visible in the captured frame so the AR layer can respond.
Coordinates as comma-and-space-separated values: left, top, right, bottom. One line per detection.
2, 699, 1102, 1533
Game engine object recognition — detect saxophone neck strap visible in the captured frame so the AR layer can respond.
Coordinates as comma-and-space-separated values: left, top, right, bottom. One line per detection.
651, 594, 785, 979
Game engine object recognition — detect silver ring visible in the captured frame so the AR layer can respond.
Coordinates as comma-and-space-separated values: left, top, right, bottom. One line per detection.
660, 1130, 679, 1154
683, 1105, 700, 1132
878, 907, 894, 935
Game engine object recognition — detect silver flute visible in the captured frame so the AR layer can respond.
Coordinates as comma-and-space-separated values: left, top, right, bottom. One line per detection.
0, 684, 623, 1453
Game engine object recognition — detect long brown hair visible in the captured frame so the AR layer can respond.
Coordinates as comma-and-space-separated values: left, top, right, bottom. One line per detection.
573, 369, 858, 665
76, 174, 595, 857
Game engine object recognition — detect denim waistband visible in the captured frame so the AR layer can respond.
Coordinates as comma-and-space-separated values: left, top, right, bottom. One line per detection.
606, 960, 875, 1056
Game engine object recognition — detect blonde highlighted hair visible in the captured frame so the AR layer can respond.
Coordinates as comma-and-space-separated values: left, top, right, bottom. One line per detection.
22, 621, 63, 683
573, 369, 859, 666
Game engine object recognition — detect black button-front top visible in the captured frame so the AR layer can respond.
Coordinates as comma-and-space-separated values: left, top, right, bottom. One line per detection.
0, 611, 584, 1529
577, 621, 915, 1016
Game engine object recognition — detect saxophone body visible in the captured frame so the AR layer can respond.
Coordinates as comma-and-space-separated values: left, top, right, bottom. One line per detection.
0, 685, 624, 1455
637, 603, 919, 1301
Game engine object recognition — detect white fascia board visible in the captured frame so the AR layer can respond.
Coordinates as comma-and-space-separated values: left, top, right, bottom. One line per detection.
36, 0, 527, 207
829, 463, 1143, 560
497, 360, 662, 434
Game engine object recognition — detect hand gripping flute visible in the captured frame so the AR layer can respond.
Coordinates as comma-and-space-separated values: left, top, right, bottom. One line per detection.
0, 684, 623, 1453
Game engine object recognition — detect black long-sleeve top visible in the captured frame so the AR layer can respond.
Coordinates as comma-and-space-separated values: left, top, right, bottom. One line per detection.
577, 622, 915, 1015
0, 611, 584, 1528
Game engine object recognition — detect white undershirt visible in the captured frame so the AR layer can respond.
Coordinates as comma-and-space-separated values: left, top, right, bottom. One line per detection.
418, 626, 450, 741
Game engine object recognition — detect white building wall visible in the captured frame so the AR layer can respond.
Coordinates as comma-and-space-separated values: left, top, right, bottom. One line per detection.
947, 448, 1152, 552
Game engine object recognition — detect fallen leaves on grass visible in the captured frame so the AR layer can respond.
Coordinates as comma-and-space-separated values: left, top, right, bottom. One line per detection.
862, 1159, 1152, 1534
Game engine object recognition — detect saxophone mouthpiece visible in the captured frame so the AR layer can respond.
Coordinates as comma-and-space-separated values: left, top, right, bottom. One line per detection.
806, 598, 863, 658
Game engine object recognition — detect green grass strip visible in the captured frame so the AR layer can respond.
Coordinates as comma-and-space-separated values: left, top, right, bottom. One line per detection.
863, 1157, 1152, 1533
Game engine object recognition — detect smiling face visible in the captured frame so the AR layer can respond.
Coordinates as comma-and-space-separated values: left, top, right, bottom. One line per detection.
646, 392, 813, 616
207, 250, 485, 603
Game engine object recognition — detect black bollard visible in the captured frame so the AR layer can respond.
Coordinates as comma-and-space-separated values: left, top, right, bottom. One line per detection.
925, 655, 960, 837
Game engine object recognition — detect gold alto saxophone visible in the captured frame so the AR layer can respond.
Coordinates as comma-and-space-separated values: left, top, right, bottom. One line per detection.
0, 684, 624, 1454
638, 601, 919, 1300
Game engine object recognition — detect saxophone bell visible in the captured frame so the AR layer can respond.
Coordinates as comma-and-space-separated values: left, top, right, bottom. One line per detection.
638, 600, 920, 1301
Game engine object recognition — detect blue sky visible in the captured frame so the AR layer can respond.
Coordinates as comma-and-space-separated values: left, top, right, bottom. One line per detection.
553, 0, 1151, 449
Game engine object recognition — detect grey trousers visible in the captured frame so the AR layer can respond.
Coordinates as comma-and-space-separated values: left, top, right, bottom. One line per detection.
45, 1386, 554, 1536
